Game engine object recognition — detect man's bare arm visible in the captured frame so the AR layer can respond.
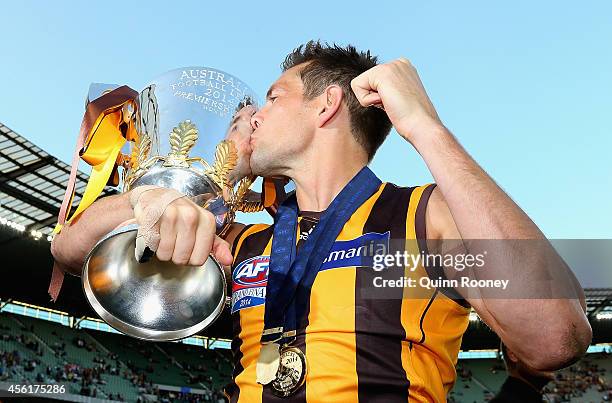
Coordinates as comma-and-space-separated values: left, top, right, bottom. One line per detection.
51, 190, 242, 277
51, 193, 134, 275
426, 182, 590, 371
352, 58, 592, 371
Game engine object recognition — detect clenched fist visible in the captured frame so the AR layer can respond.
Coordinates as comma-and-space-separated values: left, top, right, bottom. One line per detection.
351, 58, 443, 142
129, 186, 233, 267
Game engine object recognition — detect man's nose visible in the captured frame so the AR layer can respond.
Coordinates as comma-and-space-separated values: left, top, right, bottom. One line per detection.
250, 112, 262, 130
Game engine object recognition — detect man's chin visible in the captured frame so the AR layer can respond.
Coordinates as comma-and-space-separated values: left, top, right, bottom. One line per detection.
250, 154, 286, 177
249, 157, 267, 177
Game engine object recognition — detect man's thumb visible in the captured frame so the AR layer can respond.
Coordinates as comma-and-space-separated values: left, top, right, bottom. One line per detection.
212, 236, 233, 266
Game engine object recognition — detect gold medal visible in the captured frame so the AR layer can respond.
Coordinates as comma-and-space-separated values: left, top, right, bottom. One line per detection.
271, 346, 307, 397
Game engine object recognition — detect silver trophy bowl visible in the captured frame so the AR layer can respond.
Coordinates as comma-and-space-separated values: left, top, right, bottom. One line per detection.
83, 224, 226, 341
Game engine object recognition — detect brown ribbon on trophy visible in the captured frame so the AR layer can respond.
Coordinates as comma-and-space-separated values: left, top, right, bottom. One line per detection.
48, 86, 138, 302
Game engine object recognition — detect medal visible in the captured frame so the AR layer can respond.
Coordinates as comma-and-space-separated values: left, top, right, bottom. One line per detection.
271, 346, 307, 397
256, 342, 281, 385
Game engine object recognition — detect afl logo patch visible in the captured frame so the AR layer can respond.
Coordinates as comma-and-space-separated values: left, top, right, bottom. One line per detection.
233, 255, 270, 287
231, 255, 270, 313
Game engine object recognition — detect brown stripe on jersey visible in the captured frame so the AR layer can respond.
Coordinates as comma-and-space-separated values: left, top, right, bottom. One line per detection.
415, 184, 470, 309
227, 224, 274, 403
355, 183, 413, 402
232, 224, 272, 267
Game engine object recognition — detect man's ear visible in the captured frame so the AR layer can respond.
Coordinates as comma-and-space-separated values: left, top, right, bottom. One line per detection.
317, 85, 343, 128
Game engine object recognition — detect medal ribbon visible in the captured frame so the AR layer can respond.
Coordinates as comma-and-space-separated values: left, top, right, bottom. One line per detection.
261, 166, 382, 345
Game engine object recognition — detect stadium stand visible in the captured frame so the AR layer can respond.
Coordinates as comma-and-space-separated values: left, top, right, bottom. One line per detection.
462, 358, 506, 393
449, 361, 492, 402
0, 310, 228, 401
4, 306, 612, 402
448, 351, 612, 403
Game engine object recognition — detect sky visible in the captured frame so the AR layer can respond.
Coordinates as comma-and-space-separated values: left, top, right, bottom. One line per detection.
0, 1, 610, 238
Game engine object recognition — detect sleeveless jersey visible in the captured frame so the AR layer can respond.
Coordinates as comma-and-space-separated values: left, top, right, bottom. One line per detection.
225, 183, 470, 403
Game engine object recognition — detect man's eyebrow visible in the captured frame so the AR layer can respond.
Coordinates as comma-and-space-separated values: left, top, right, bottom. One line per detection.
266, 84, 282, 99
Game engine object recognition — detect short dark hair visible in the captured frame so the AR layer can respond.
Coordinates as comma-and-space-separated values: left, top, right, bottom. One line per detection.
282, 41, 392, 161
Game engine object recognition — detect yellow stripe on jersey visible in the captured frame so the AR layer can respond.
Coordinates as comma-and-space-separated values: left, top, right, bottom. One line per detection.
304, 182, 386, 402
231, 224, 271, 266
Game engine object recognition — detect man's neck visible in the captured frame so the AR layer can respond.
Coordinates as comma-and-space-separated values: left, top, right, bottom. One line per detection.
280, 124, 370, 212
291, 157, 367, 212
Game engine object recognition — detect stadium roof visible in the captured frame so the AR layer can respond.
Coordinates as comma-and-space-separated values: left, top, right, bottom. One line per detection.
0, 121, 116, 237
586, 288, 612, 320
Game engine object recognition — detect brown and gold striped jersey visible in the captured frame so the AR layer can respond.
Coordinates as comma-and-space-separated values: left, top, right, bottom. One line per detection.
225, 183, 470, 403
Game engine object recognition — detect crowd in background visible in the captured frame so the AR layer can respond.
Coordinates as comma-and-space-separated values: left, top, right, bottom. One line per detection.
544, 353, 612, 402
449, 352, 612, 403
0, 319, 228, 402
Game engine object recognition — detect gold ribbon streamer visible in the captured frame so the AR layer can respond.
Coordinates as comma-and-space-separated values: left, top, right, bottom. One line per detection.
49, 85, 138, 302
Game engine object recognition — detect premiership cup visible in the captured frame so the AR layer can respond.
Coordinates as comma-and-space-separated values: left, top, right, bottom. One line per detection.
80, 67, 262, 341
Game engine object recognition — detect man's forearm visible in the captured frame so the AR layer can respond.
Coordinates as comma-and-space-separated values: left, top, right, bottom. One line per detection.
51, 192, 134, 275
412, 123, 591, 369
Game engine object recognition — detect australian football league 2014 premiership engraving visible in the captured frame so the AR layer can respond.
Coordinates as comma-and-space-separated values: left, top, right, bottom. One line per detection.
271, 347, 308, 397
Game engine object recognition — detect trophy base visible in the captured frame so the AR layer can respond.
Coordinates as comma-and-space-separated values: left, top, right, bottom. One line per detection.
82, 223, 226, 341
